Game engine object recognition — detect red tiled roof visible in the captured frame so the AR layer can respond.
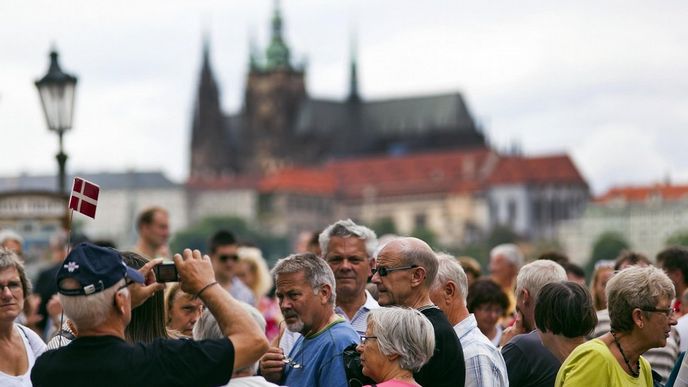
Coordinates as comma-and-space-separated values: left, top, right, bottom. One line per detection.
258, 168, 337, 195
323, 147, 495, 199
595, 184, 688, 203
486, 154, 587, 186
186, 175, 261, 190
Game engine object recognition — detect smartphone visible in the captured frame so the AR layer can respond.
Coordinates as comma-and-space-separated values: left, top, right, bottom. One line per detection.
154, 262, 179, 283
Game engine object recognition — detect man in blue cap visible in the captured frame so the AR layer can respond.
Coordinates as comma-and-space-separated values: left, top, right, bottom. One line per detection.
31, 242, 269, 387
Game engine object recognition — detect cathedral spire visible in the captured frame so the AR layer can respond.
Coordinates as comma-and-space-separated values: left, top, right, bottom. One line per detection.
265, 0, 291, 70
347, 32, 360, 103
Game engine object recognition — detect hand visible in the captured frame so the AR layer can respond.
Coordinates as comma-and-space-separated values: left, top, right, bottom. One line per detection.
46, 294, 63, 321
173, 249, 216, 295
500, 311, 526, 347
259, 346, 285, 383
129, 258, 166, 308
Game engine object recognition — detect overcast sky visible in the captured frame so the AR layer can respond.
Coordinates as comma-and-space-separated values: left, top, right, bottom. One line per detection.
1, 0, 686, 195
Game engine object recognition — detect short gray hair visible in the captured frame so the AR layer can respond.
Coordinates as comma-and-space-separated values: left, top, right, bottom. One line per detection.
319, 219, 378, 258
391, 238, 438, 287
272, 253, 336, 304
60, 278, 128, 330
0, 248, 31, 296
490, 243, 524, 269
193, 302, 266, 375
515, 260, 567, 303
367, 307, 435, 371
607, 265, 675, 333
432, 253, 468, 302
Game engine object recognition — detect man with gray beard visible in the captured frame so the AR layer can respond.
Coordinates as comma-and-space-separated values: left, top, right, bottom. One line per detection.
259, 253, 358, 387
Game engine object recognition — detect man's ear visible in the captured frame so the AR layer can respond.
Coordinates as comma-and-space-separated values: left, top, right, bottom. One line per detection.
520, 288, 531, 306
319, 283, 333, 305
410, 266, 427, 288
114, 291, 128, 316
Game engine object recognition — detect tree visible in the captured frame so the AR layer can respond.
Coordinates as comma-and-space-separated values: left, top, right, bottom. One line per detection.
170, 216, 289, 266
487, 225, 520, 249
371, 217, 397, 236
585, 231, 630, 276
666, 230, 688, 247
411, 227, 437, 249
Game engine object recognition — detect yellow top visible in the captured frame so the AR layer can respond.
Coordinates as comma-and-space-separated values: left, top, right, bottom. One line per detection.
556, 339, 652, 387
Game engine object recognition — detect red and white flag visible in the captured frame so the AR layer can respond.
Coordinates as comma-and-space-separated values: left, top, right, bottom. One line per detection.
68, 177, 100, 219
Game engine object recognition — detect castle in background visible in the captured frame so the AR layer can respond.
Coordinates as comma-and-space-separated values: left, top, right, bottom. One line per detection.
189, 2, 486, 180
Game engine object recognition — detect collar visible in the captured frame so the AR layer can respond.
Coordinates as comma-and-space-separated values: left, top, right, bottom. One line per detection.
454, 313, 478, 340
363, 289, 380, 310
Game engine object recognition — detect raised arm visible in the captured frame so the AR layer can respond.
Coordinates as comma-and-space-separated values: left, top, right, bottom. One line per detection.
174, 249, 269, 370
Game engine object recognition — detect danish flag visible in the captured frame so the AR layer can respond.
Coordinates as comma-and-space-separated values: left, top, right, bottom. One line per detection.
68, 177, 100, 219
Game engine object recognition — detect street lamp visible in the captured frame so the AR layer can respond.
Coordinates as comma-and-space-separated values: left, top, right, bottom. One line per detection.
35, 49, 78, 195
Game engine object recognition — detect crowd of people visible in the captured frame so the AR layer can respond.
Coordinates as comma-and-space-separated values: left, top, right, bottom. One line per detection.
2, 207, 688, 386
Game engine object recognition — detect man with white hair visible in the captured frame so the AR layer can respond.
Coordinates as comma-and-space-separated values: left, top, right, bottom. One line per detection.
501, 259, 567, 387
372, 237, 466, 387
260, 253, 359, 387
31, 242, 269, 387
194, 304, 280, 387
489, 243, 524, 318
430, 253, 508, 387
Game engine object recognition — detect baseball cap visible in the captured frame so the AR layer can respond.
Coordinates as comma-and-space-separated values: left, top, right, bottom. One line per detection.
57, 242, 145, 296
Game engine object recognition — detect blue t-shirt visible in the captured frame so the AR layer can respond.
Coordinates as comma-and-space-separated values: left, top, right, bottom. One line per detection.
283, 318, 359, 387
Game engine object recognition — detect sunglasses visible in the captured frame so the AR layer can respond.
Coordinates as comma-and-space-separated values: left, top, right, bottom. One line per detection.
371, 265, 418, 277
218, 254, 239, 262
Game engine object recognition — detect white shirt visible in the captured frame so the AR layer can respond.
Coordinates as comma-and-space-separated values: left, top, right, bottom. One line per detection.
454, 314, 509, 387
0, 324, 47, 387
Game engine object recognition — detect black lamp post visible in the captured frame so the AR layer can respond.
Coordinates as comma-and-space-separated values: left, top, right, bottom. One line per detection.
35, 49, 78, 195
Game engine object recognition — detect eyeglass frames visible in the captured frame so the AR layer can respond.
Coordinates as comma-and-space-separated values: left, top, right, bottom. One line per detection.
360, 335, 378, 344
218, 254, 239, 263
640, 306, 675, 317
282, 354, 304, 369
371, 265, 418, 277
0, 281, 22, 294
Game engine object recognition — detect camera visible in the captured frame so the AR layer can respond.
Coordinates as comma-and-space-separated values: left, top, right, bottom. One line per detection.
154, 262, 179, 283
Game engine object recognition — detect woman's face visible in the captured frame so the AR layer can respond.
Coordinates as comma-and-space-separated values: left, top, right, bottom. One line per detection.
473, 302, 503, 337
356, 323, 386, 382
594, 268, 613, 308
641, 296, 678, 349
0, 267, 24, 322
167, 291, 204, 337
236, 261, 256, 289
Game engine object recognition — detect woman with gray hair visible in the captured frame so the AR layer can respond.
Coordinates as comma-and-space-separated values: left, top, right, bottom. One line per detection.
556, 265, 677, 386
356, 307, 434, 387
0, 248, 46, 387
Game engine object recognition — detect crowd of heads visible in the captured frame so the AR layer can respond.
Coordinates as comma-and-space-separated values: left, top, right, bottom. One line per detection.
5, 209, 688, 387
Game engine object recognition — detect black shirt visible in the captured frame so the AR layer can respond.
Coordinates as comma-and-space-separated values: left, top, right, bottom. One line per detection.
415, 307, 466, 387
32, 335, 234, 387
502, 330, 560, 387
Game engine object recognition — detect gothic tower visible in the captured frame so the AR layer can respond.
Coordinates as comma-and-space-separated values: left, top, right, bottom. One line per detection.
242, 0, 306, 174
190, 38, 237, 179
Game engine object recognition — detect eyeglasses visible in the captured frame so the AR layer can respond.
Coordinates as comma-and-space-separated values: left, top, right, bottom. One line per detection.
640, 306, 675, 317
0, 281, 22, 294
218, 254, 239, 263
282, 354, 303, 369
360, 335, 378, 344
371, 265, 418, 277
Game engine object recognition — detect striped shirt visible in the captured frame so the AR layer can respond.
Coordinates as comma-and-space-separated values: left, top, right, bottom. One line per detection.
455, 314, 509, 387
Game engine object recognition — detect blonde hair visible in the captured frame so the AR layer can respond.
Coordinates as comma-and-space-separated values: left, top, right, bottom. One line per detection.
238, 246, 272, 299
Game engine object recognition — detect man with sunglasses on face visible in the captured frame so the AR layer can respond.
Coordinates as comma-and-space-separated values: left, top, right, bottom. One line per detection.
371, 237, 466, 387
209, 230, 255, 305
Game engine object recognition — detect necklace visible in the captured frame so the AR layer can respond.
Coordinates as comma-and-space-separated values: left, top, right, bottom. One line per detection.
611, 331, 639, 377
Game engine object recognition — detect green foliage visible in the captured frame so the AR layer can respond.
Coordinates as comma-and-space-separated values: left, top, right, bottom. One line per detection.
170, 216, 289, 266
371, 217, 397, 236
585, 231, 630, 276
487, 225, 520, 250
411, 227, 437, 249
666, 230, 688, 247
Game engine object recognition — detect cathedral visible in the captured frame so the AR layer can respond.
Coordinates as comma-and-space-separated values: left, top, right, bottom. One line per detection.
189, 3, 487, 181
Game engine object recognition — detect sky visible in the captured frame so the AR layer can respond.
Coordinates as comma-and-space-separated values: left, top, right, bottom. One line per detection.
0, 0, 686, 195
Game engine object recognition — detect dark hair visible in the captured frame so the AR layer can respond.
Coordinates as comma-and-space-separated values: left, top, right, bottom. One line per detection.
120, 251, 169, 343
562, 262, 585, 279
658, 246, 688, 286
538, 251, 569, 264
466, 278, 509, 313
613, 250, 650, 271
136, 207, 167, 231
535, 281, 597, 338
209, 230, 237, 254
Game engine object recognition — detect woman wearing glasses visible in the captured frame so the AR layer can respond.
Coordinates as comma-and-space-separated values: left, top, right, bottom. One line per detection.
356, 307, 434, 387
556, 265, 677, 386
0, 248, 46, 387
